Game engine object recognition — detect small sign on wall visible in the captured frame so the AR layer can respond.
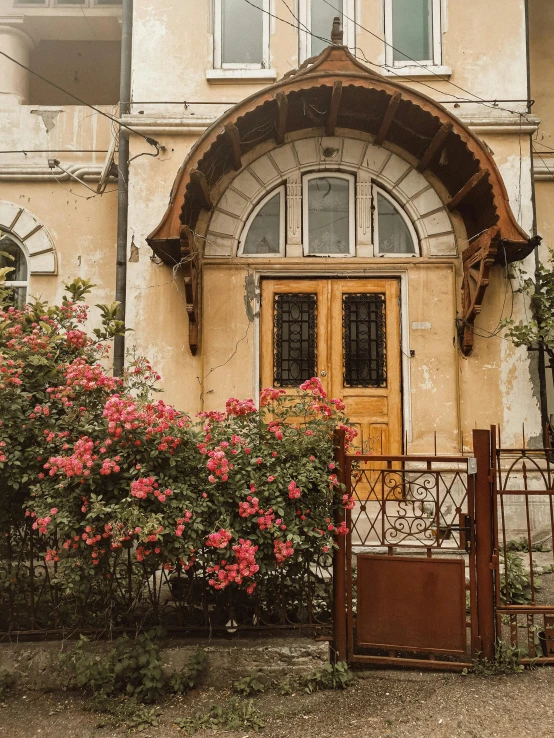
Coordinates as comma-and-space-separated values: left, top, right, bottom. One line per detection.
411, 321, 431, 330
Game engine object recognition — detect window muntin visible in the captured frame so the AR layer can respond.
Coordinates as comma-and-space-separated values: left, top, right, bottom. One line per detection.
214, 0, 269, 69
374, 188, 418, 256
0, 235, 28, 309
239, 187, 285, 257
303, 173, 355, 256
385, 0, 441, 67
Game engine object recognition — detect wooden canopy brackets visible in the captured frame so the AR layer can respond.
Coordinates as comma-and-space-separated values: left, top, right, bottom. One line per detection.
274, 93, 288, 145
326, 80, 342, 136
189, 169, 213, 212
448, 170, 488, 212
224, 123, 242, 171
417, 123, 453, 172
180, 224, 201, 355
374, 92, 402, 146
460, 229, 499, 355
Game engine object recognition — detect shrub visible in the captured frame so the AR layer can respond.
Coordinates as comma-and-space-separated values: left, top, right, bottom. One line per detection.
0, 278, 357, 622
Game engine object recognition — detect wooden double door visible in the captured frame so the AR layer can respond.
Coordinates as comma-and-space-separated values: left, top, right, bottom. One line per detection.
260, 279, 402, 455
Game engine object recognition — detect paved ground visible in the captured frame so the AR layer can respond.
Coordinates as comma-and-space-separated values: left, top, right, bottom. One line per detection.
1, 666, 554, 738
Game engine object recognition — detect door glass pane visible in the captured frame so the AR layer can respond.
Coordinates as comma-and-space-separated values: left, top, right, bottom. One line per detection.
392, 0, 432, 62
222, 0, 263, 64
377, 193, 416, 254
273, 293, 317, 386
307, 176, 350, 254
343, 294, 387, 388
310, 0, 342, 56
242, 192, 281, 254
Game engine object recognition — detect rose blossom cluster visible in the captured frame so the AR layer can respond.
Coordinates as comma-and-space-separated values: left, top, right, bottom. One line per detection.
207, 539, 259, 592
205, 528, 233, 548
274, 539, 294, 565
239, 495, 259, 518
206, 445, 230, 483
175, 511, 193, 537
225, 397, 257, 416
287, 480, 301, 499
130, 476, 172, 503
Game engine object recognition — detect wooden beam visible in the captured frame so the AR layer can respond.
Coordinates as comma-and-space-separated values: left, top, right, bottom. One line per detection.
325, 80, 342, 136
374, 92, 402, 146
189, 169, 213, 211
416, 123, 453, 172
274, 93, 288, 145
224, 123, 242, 171
447, 170, 488, 212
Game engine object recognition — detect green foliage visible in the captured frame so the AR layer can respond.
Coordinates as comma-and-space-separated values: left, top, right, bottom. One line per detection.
168, 648, 207, 695
502, 252, 554, 360
277, 661, 354, 695
232, 669, 266, 696
63, 631, 206, 704
463, 642, 524, 675
506, 537, 551, 553
89, 694, 160, 733
500, 551, 540, 605
174, 697, 264, 734
0, 670, 16, 699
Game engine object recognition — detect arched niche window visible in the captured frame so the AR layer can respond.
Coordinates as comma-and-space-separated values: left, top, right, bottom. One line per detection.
302, 173, 355, 256
238, 186, 285, 257
374, 187, 418, 256
0, 234, 28, 308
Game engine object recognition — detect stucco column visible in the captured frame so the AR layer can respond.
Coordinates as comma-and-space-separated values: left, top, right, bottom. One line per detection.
0, 23, 34, 105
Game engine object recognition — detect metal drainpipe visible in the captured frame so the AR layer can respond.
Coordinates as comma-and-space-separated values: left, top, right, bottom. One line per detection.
113, 0, 133, 376
524, 0, 549, 439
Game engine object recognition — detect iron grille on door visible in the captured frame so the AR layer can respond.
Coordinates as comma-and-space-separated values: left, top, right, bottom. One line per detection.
343, 293, 387, 387
273, 293, 317, 386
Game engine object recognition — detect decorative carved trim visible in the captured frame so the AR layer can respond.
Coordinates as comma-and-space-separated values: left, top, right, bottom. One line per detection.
356, 171, 372, 246
460, 229, 499, 355
180, 225, 202, 355
286, 172, 302, 247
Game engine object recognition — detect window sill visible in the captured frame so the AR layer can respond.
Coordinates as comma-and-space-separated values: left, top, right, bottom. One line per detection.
382, 65, 452, 80
206, 69, 278, 85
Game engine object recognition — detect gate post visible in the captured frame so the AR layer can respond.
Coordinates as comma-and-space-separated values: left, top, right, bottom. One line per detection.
332, 428, 347, 662
473, 428, 496, 661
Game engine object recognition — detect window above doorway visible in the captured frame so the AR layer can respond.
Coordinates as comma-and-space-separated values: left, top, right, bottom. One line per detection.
0, 234, 28, 309
237, 174, 418, 259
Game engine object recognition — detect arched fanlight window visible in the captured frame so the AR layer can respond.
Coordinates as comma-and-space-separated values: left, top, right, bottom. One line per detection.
374, 187, 418, 256
0, 233, 28, 308
238, 186, 285, 257
302, 173, 355, 256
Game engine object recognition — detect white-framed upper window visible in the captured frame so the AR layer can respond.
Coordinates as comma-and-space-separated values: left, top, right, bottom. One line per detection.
214, 0, 270, 69
303, 173, 355, 256
299, 0, 356, 62
374, 186, 418, 256
238, 187, 285, 257
384, 0, 442, 67
14, 0, 121, 5
0, 234, 28, 309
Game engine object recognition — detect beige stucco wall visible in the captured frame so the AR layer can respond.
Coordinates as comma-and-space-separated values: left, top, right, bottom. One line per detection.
0, 0, 545, 451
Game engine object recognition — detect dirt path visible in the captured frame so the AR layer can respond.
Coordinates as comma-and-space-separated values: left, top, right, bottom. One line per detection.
1, 667, 554, 738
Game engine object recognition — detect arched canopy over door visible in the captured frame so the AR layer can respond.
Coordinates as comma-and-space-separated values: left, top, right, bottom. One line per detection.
147, 43, 539, 356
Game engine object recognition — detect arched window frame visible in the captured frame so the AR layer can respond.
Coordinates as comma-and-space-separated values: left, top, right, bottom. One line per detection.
237, 186, 286, 257
373, 185, 419, 257
0, 231, 29, 306
302, 171, 355, 257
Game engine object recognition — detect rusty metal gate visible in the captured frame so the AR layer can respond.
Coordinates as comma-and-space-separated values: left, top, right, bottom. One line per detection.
333, 429, 497, 669
494, 429, 554, 664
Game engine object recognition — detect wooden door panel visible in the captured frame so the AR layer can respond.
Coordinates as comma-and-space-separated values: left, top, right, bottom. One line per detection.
261, 278, 402, 499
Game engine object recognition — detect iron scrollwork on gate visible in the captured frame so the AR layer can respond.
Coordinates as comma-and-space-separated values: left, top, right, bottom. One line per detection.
273, 293, 317, 386
342, 293, 387, 388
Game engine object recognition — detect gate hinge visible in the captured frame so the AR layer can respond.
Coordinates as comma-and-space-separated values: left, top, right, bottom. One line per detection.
490, 554, 498, 569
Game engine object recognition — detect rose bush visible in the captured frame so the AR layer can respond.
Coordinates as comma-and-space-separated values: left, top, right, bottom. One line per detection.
0, 279, 357, 622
